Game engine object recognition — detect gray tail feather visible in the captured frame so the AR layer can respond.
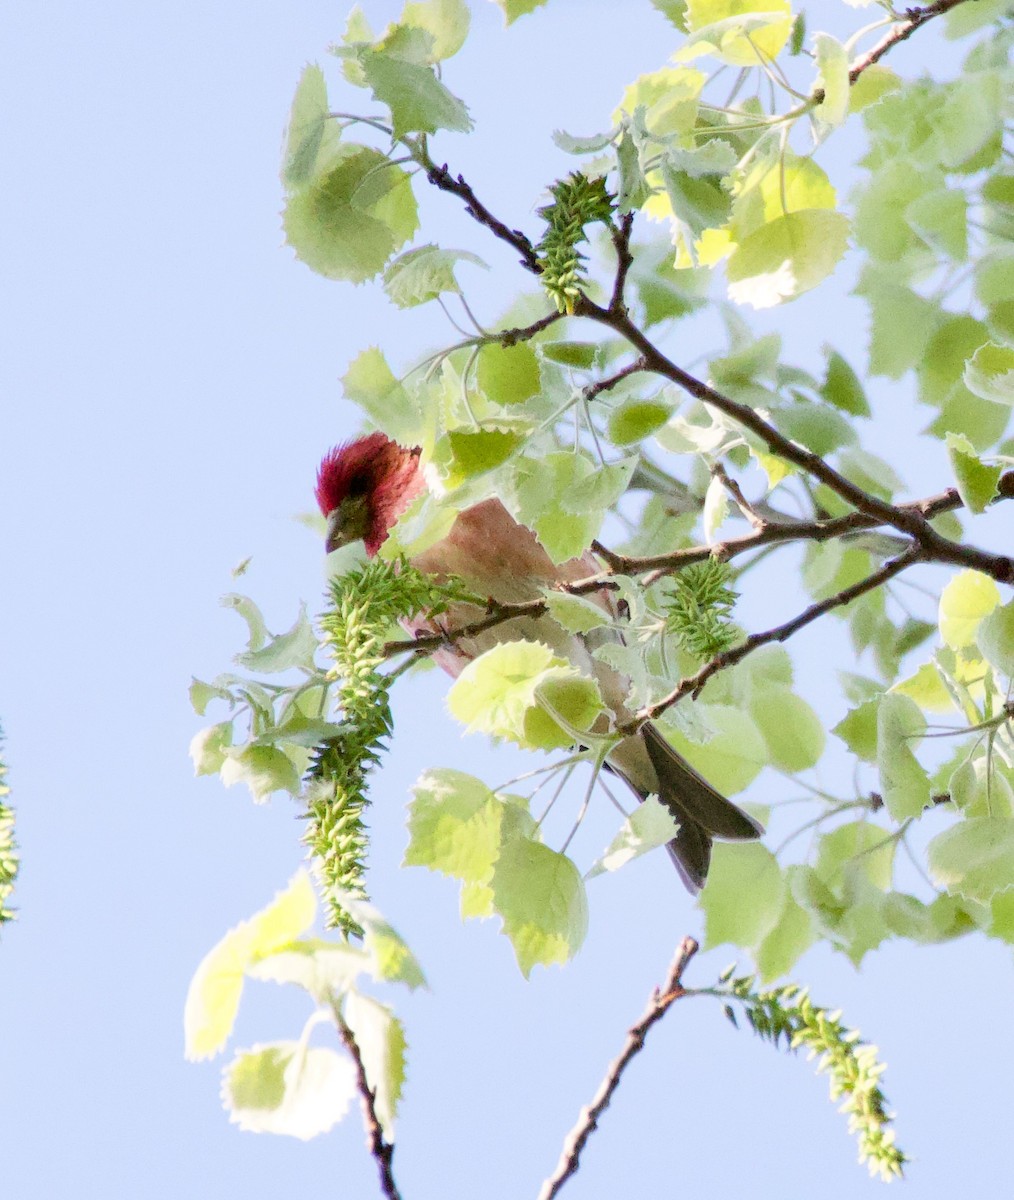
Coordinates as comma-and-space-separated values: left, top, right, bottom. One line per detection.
643, 723, 763, 893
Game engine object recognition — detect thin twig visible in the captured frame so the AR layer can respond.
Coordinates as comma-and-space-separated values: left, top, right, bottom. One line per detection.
537, 937, 700, 1200
584, 357, 648, 404
847, 0, 974, 85
608, 212, 636, 314
331, 997, 402, 1200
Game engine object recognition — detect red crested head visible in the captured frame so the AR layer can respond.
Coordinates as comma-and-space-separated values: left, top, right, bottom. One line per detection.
316, 432, 425, 556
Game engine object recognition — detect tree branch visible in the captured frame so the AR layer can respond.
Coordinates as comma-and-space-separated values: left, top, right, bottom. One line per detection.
331, 998, 402, 1200
412, 142, 540, 275
633, 543, 924, 727
576, 307, 1014, 584
847, 0, 975, 84
537, 937, 699, 1200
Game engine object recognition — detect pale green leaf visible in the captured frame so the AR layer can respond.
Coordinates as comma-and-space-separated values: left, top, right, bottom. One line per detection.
283, 146, 418, 283
964, 341, 1014, 407
383, 244, 486, 308
832, 698, 880, 763
755, 876, 816, 981
585, 796, 680, 879
945, 431, 1002, 514
701, 842, 785, 949
490, 838, 588, 976
489, 0, 550, 23
190, 722, 233, 777
401, 0, 470, 60
607, 399, 674, 445
978, 600, 1014, 677
812, 33, 849, 126
749, 686, 824, 772
726, 210, 850, 309
220, 745, 301, 803
927, 817, 1014, 902
221, 594, 268, 650
184, 872, 317, 1061
360, 48, 471, 137
543, 591, 611, 635
235, 605, 318, 673
905, 189, 967, 261
876, 693, 930, 820
680, 0, 793, 66
849, 65, 902, 113
223, 1043, 356, 1139
281, 64, 333, 189
939, 570, 1000, 649
342, 347, 426, 447
819, 349, 870, 416
855, 272, 939, 378
477, 342, 541, 406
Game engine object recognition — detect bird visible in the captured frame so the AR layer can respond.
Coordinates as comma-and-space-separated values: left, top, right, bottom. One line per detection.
315, 431, 762, 890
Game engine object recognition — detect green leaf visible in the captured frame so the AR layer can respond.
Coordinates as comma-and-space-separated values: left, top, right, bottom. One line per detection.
343, 992, 406, 1135
383, 244, 486, 308
978, 600, 1014, 676
490, 0, 550, 23
551, 129, 617, 155
905, 189, 967, 261
281, 64, 333, 189
189, 722, 233, 777
543, 591, 611, 635
927, 817, 1014, 903
359, 48, 472, 137
221, 593, 268, 651
755, 876, 816, 981
405, 769, 505, 883
607, 399, 674, 445
585, 796, 680, 878
401, 0, 470, 60
812, 33, 849, 127
939, 570, 1000, 650
490, 838, 588, 976
504, 453, 609, 563
221, 744, 302, 803
876, 693, 930, 820
726, 211, 850, 309
749, 686, 824, 772
680, 0, 794, 67
775, 400, 857, 457
974, 249, 1014, 306
918, 315, 989, 406
855, 272, 940, 379
477, 342, 541, 406
661, 162, 732, 242
235, 605, 318, 673
849, 65, 902, 113
222, 1043, 356, 1139
540, 340, 600, 368
342, 347, 426, 446
446, 641, 604, 751
283, 146, 418, 283
820, 350, 870, 417
964, 341, 1014, 407
945, 432, 1002, 514
701, 842, 785, 950
184, 872, 318, 1061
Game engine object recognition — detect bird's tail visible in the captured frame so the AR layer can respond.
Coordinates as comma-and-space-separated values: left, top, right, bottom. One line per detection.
641, 723, 763, 892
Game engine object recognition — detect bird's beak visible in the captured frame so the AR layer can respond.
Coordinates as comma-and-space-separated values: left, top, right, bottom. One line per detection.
325, 497, 369, 555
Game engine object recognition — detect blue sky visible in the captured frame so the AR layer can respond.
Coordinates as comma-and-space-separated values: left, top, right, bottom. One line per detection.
2, 2, 1011, 1197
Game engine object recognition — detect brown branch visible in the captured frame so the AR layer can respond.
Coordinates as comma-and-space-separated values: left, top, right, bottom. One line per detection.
584, 357, 648, 404
537, 937, 700, 1200
608, 212, 636, 314
498, 311, 564, 346
633, 543, 924, 727
331, 998, 402, 1200
848, 0, 975, 84
380, 576, 617, 659
575, 302, 1014, 584
416, 146, 540, 275
710, 462, 764, 531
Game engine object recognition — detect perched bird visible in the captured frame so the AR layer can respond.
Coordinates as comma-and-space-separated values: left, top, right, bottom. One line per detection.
316, 431, 762, 890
